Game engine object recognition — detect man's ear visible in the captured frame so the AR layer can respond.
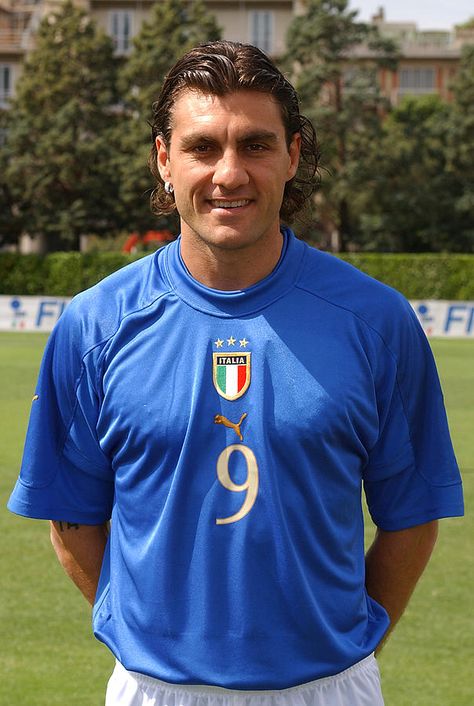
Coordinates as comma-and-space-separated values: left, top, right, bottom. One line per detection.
287, 132, 301, 181
155, 135, 170, 182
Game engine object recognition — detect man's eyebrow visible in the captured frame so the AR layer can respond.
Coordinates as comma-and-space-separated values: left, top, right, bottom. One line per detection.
178, 130, 280, 149
178, 133, 216, 149
237, 130, 280, 145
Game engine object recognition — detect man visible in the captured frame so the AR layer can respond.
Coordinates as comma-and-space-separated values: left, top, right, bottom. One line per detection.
8, 41, 463, 706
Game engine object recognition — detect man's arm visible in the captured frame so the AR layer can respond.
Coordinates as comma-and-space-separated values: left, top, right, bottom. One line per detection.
365, 520, 439, 653
50, 521, 109, 606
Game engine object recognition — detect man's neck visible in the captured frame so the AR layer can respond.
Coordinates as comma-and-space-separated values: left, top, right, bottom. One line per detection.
179, 231, 284, 291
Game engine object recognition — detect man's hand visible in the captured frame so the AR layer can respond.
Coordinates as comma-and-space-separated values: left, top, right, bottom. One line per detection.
365, 520, 439, 653
50, 520, 109, 606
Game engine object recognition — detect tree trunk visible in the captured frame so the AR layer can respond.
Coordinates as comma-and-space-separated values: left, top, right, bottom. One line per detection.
338, 198, 352, 252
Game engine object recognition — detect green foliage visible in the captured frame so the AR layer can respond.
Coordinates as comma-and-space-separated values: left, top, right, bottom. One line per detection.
283, 1, 474, 253
1, 251, 473, 299
340, 252, 474, 299
0, 252, 139, 295
455, 17, 474, 29
0, 254, 48, 295
120, 0, 221, 118
445, 44, 474, 246
0, 112, 24, 247
283, 0, 399, 250
4, 1, 120, 250
113, 0, 221, 233
358, 43, 474, 254
81, 252, 144, 290
358, 95, 467, 251
42, 252, 84, 296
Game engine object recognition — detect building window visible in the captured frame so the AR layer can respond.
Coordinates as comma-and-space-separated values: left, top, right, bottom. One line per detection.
399, 68, 436, 95
0, 65, 12, 107
109, 11, 133, 56
249, 11, 274, 54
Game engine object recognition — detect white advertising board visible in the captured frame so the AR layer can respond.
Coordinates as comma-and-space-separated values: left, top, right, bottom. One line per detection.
0, 295, 71, 332
0, 296, 473, 337
410, 300, 474, 338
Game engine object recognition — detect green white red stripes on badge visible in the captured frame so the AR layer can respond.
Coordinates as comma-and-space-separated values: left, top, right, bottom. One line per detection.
216, 361, 247, 396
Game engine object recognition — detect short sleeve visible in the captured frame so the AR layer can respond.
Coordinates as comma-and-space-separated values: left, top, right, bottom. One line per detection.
363, 299, 464, 530
8, 302, 114, 524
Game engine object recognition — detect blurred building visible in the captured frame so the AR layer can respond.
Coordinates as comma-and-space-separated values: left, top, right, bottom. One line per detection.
0, 0, 297, 111
1, 1, 473, 108
92, 0, 297, 59
0, 0, 32, 109
352, 7, 474, 105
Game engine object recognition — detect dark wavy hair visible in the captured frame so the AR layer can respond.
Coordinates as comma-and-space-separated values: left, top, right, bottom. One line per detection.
149, 41, 320, 223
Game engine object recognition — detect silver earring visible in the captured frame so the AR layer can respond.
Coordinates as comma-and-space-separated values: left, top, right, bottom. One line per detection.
164, 182, 174, 194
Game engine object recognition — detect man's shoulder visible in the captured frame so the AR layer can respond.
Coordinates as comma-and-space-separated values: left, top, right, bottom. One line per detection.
296, 243, 415, 340
57, 247, 173, 353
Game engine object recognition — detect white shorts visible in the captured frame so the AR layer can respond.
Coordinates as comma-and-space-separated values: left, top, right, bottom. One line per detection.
105, 654, 384, 706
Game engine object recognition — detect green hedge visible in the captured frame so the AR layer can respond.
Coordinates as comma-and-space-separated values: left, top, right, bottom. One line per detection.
1, 250, 473, 299
0, 252, 142, 296
339, 253, 474, 301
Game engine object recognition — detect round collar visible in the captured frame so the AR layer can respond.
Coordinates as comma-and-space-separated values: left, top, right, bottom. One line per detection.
161, 227, 305, 318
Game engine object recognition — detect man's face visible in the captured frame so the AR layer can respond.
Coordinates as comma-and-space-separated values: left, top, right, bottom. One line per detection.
156, 89, 300, 257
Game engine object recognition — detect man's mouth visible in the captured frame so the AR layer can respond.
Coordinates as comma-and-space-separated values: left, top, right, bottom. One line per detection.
209, 199, 251, 209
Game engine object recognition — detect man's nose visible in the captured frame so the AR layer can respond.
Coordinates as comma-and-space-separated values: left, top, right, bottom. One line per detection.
212, 150, 249, 190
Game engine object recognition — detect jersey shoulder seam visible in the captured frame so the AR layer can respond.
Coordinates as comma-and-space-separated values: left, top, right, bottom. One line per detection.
294, 281, 398, 363
294, 281, 420, 474
60, 288, 173, 463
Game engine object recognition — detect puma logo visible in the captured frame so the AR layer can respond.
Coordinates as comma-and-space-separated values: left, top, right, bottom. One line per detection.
214, 412, 248, 441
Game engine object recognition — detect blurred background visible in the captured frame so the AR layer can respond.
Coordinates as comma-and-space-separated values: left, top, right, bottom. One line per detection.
1, 0, 473, 256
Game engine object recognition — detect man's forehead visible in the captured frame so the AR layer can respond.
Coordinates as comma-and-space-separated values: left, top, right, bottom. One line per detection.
169, 88, 285, 133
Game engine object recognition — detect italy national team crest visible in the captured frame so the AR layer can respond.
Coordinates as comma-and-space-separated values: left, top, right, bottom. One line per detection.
213, 348, 251, 401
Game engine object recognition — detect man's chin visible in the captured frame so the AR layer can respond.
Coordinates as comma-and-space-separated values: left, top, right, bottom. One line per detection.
183, 224, 258, 251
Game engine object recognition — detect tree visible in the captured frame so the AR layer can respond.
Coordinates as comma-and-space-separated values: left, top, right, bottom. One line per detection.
358, 96, 460, 251
359, 45, 474, 253
5, 1, 119, 251
455, 17, 474, 30
444, 44, 474, 251
114, 0, 221, 235
0, 111, 23, 248
283, 0, 398, 250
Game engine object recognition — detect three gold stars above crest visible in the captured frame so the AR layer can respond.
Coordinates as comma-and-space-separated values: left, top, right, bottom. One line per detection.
214, 337, 249, 348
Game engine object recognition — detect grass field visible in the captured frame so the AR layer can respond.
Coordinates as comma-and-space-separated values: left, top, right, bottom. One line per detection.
0, 333, 472, 705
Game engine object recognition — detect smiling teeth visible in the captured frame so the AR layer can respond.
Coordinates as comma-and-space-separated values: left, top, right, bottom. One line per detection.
211, 200, 249, 208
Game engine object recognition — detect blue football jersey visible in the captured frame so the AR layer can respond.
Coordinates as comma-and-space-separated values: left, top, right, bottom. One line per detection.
8, 228, 463, 689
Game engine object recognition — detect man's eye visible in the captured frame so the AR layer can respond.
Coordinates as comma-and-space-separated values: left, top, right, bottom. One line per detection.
247, 143, 266, 152
193, 144, 213, 153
